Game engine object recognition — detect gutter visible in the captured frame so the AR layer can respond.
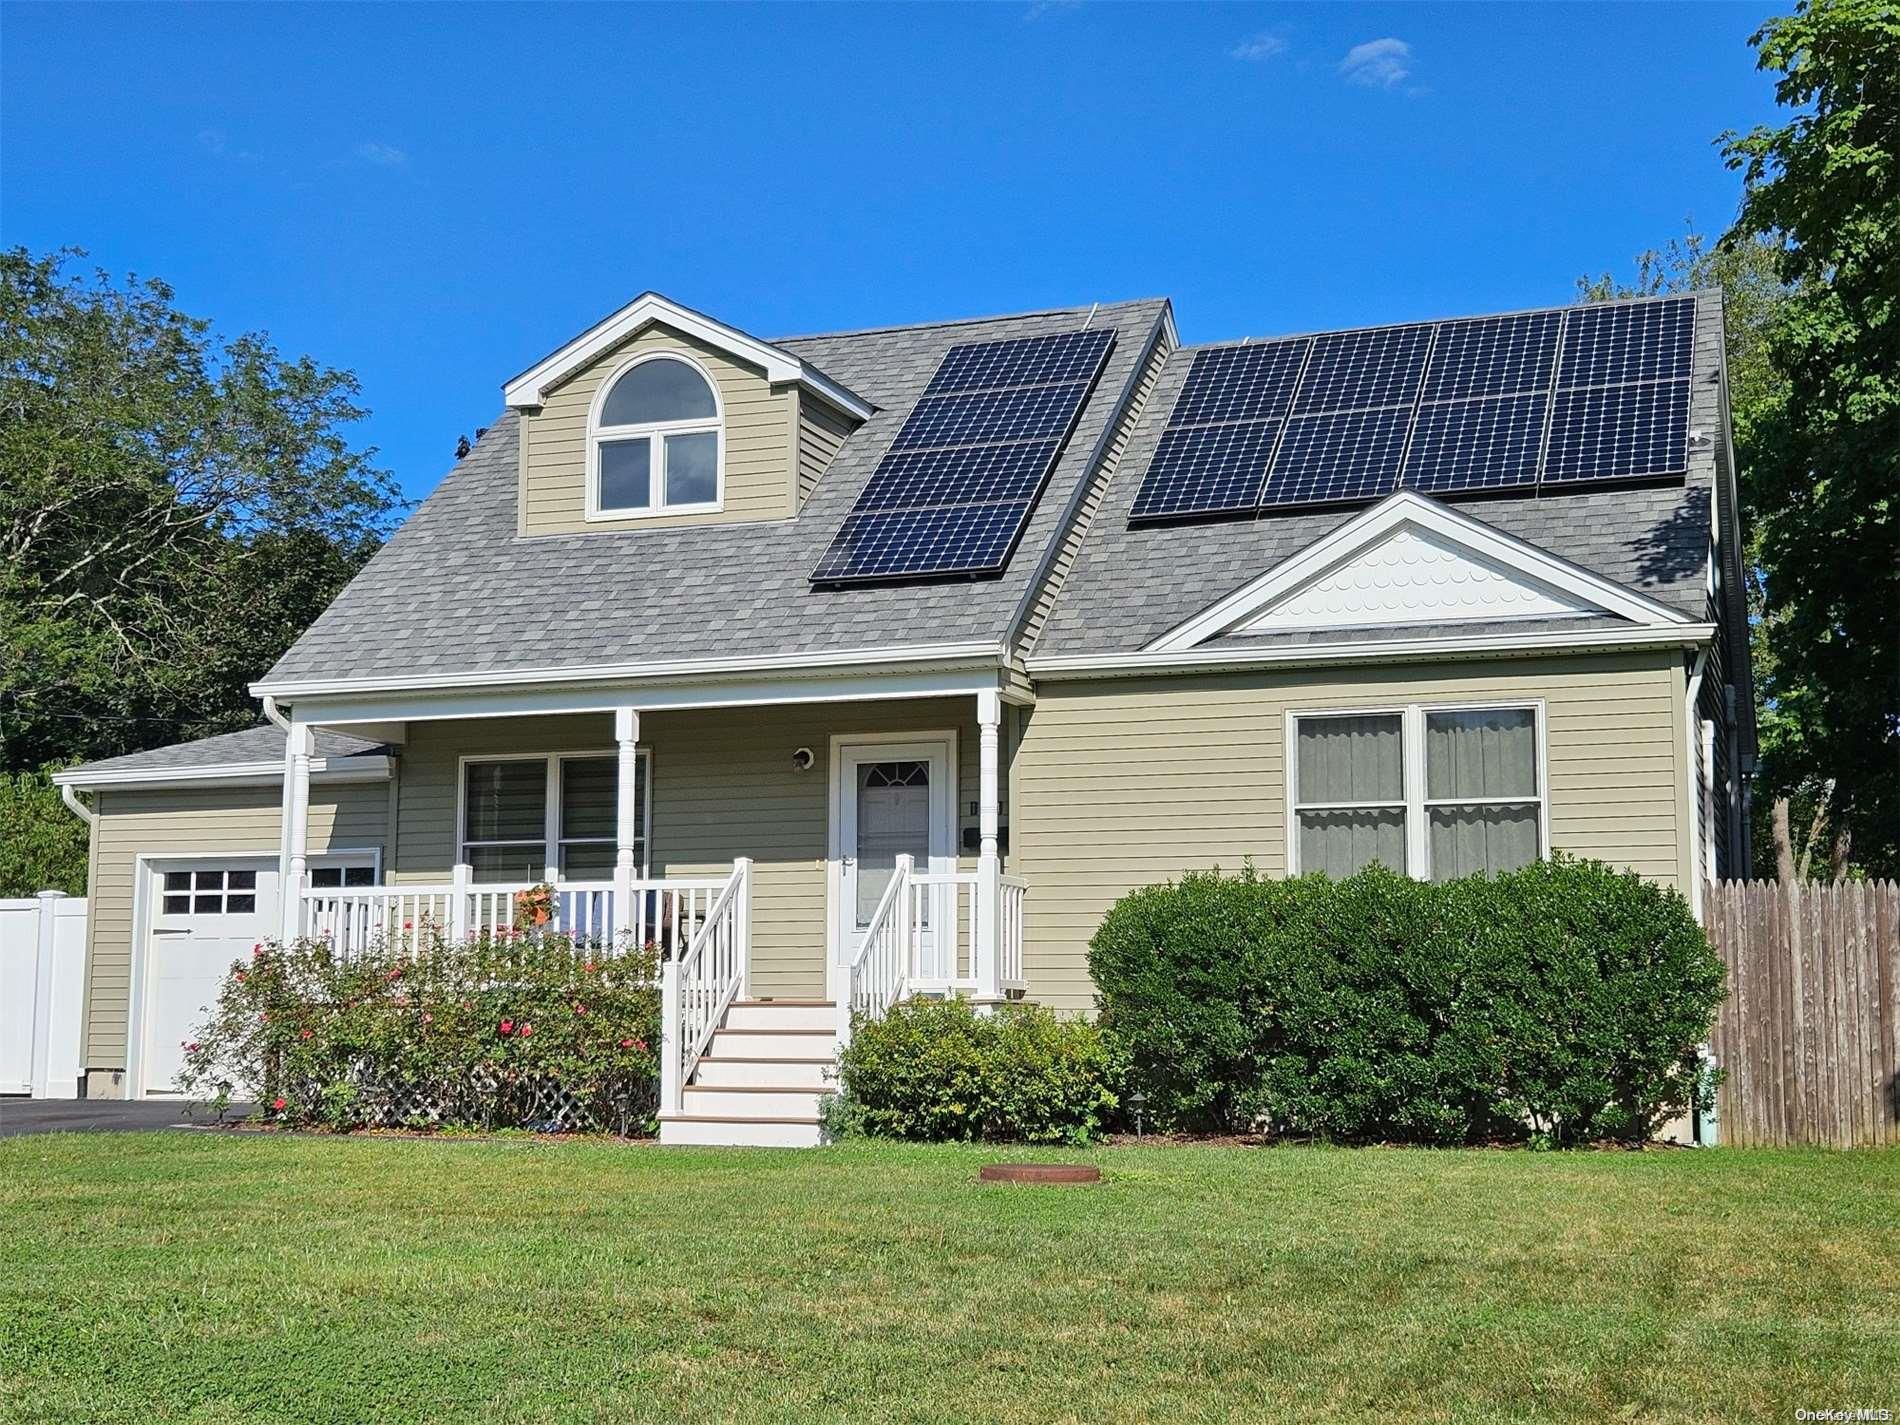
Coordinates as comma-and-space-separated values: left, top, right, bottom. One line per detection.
1029, 622, 1718, 680
251, 641, 1006, 702
51, 756, 393, 793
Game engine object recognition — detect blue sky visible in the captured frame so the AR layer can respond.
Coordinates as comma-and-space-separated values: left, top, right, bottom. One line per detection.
3, 2, 1781, 502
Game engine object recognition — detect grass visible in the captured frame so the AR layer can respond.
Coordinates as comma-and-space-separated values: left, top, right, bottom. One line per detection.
1, 1134, 1896, 1424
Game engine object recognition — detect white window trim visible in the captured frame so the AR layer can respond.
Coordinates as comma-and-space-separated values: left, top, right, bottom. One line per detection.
584, 350, 725, 522
455, 748, 652, 883
1284, 700, 1549, 881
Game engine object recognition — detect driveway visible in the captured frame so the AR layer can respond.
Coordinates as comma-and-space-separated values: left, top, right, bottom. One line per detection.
0, 1099, 248, 1138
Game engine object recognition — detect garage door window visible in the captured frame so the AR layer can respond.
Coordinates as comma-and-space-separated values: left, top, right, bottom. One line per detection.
310, 866, 377, 889
163, 868, 257, 916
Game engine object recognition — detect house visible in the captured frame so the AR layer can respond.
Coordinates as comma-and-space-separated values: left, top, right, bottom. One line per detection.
53, 289, 1753, 1144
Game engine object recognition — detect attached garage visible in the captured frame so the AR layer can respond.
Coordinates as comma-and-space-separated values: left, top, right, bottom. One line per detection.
140, 858, 278, 1097
50, 726, 393, 1100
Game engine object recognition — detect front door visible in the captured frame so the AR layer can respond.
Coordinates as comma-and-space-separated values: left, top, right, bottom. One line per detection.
143, 859, 278, 1096
830, 737, 955, 998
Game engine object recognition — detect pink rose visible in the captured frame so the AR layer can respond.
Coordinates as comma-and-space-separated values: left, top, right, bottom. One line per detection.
300, 1028, 313, 1041
498, 1020, 514, 1037
619, 1038, 635, 1049
272, 1096, 287, 1111
519, 1024, 533, 1039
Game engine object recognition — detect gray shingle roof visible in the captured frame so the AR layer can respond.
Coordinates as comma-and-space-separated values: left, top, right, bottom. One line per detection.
262, 299, 1171, 688
61, 725, 387, 780
1031, 292, 1725, 657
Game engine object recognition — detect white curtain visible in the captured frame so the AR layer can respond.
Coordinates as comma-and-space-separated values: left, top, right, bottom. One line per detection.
1425, 710, 1538, 879
1297, 714, 1405, 876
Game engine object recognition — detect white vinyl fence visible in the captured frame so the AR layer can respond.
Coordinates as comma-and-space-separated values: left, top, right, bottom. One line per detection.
0, 892, 88, 1099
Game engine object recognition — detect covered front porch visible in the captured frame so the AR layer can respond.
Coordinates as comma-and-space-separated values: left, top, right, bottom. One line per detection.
268, 677, 1030, 1138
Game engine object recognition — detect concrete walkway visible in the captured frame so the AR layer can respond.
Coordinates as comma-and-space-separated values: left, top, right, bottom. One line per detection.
0, 1099, 247, 1138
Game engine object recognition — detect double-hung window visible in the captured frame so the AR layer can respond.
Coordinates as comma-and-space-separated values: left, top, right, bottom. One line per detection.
460, 752, 649, 883
1291, 704, 1543, 881
588, 353, 723, 518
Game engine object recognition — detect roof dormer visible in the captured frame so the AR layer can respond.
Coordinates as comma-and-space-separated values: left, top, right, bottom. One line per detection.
506, 293, 871, 535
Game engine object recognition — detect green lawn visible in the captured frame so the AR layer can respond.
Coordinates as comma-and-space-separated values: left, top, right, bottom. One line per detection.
2, 1134, 1895, 1424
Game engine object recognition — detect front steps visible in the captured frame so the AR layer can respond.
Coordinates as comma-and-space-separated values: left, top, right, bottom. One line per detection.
658, 999, 838, 1148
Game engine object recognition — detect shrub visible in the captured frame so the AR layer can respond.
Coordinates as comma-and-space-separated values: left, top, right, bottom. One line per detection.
1088, 858, 1724, 1146
177, 933, 661, 1134
833, 998, 1127, 1145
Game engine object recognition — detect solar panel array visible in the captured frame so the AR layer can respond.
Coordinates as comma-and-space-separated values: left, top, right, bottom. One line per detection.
1129, 296, 1697, 522
812, 327, 1115, 583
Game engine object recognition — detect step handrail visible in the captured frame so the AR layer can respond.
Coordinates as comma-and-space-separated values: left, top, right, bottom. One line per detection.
836, 854, 912, 1050
661, 857, 751, 1115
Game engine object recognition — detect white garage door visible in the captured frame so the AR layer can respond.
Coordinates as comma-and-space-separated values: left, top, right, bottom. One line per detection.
144, 861, 277, 1097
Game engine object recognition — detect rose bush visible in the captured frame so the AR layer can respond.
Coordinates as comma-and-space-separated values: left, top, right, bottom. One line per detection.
178, 932, 661, 1135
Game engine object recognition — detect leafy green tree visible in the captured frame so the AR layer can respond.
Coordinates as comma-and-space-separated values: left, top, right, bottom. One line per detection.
0, 248, 403, 893
0, 769, 88, 895
1722, 0, 1899, 879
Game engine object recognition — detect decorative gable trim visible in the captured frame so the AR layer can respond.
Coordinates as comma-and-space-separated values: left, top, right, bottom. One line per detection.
503, 291, 873, 420
1146, 490, 1694, 654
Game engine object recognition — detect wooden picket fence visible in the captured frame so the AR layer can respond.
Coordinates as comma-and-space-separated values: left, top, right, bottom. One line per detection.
1703, 879, 1900, 1148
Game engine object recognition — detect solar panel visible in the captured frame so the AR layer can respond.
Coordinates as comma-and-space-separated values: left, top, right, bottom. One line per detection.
810, 500, 1031, 582
811, 326, 1116, 583
1402, 392, 1548, 495
1543, 379, 1690, 484
1557, 298, 1694, 388
1169, 340, 1310, 426
1260, 407, 1411, 507
926, 327, 1116, 395
1126, 295, 1701, 525
856, 440, 1058, 511
1290, 324, 1432, 414
1128, 420, 1281, 520
1420, 311, 1561, 401
893, 381, 1091, 450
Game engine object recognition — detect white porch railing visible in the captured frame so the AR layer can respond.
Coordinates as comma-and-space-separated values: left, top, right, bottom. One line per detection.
659, 857, 751, 1116
999, 875, 1027, 992
300, 866, 735, 961
837, 856, 1028, 1047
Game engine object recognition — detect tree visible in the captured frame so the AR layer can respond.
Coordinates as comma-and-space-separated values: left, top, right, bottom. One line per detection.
0, 248, 403, 894
1577, 228, 1812, 876
0, 770, 87, 895
1722, 0, 1899, 880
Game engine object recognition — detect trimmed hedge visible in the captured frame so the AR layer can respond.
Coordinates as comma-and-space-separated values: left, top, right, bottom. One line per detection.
1087, 858, 1725, 1145
178, 934, 661, 1134
832, 998, 1126, 1145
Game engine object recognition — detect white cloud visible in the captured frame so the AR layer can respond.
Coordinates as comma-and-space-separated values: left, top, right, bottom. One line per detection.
355, 141, 407, 167
1023, 0, 1081, 20
1339, 37, 1413, 89
1230, 33, 1287, 62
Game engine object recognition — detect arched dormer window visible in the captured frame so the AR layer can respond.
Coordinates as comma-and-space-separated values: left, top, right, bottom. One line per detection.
587, 352, 723, 518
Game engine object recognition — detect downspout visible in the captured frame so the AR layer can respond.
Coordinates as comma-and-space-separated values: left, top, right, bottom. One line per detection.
261, 695, 292, 733
1685, 647, 1709, 922
59, 783, 96, 828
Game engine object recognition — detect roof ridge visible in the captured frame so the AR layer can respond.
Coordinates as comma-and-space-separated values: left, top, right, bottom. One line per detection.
772, 296, 1169, 345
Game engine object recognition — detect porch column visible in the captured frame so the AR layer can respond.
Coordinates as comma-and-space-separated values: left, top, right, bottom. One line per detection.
279, 721, 313, 941
975, 689, 1002, 1003
614, 707, 640, 945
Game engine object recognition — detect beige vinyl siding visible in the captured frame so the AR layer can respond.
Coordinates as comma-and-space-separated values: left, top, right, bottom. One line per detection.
796, 393, 856, 506
390, 699, 998, 1000
1013, 651, 1688, 1012
1018, 329, 1172, 655
80, 782, 390, 1078
520, 321, 796, 534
